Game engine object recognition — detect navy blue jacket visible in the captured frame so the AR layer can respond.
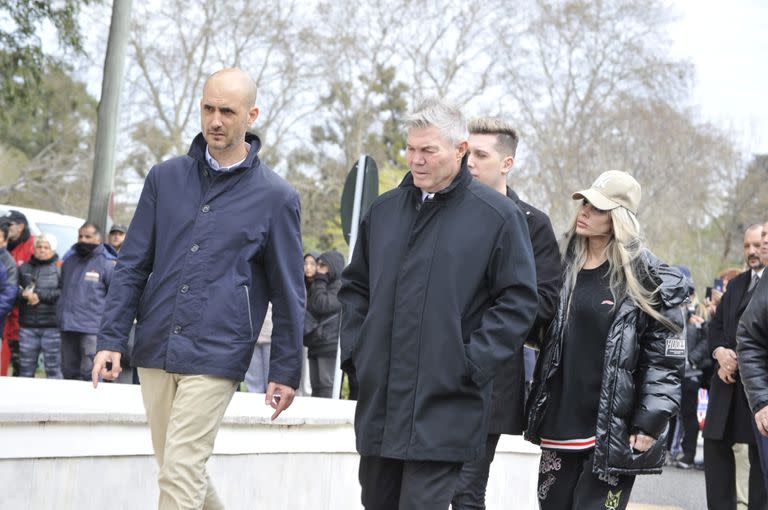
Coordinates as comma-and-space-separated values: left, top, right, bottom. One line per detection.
0, 259, 16, 320
58, 244, 116, 334
97, 133, 305, 385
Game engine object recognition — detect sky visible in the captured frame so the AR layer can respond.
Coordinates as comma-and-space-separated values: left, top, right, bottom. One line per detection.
58, 0, 768, 159
669, 0, 768, 155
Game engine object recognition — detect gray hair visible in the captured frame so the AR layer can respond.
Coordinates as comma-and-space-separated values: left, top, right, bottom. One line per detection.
403, 97, 468, 146
35, 233, 58, 252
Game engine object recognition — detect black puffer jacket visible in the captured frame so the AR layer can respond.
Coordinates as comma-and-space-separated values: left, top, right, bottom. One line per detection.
525, 250, 688, 476
18, 255, 61, 329
304, 250, 345, 358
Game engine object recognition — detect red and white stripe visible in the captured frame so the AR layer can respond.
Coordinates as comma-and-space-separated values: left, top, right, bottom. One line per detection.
539, 436, 596, 451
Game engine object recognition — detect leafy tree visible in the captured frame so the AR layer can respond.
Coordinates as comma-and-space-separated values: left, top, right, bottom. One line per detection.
0, 64, 97, 216
0, 1, 93, 118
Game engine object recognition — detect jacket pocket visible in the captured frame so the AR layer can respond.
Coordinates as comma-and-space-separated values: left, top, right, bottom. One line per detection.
137, 273, 153, 320
242, 284, 254, 340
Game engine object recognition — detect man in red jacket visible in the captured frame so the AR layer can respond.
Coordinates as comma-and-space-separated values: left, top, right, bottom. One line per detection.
1, 210, 35, 376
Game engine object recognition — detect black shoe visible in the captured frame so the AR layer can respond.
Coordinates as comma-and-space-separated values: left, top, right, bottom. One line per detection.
693, 461, 705, 471
675, 458, 694, 469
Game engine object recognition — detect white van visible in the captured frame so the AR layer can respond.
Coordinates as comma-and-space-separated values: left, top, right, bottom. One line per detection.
0, 204, 85, 254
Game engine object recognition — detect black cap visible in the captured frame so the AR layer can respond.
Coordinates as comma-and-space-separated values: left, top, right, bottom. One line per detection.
5, 210, 28, 225
109, 224, 128, 234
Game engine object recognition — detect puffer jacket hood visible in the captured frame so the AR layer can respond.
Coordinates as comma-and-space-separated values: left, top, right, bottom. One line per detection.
317, 250, 345, 282
638, 251, 690, 310
526, 250, 687, 476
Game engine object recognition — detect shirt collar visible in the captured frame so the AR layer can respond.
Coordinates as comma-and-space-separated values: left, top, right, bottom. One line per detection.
753, 268, 765, 279
205, 143, 251, 172
421, 191, 435, 201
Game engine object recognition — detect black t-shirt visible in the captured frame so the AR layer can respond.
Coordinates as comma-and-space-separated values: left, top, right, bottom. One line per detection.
539, 260, 615, 450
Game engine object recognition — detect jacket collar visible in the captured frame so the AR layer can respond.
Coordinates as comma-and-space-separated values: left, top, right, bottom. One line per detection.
398, 153, 472, 201
188, 132, 262, 172
506, 186, 521, 204
30, 254, 59, 266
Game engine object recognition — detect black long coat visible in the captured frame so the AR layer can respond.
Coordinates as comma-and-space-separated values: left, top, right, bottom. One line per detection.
339, 164, 538, 463
704, 270, 757, 443
488, 189, 561, 434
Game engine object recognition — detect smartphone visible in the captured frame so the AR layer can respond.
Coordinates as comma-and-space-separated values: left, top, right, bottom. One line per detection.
713, 278, 724, 292
705, 287, 713, 300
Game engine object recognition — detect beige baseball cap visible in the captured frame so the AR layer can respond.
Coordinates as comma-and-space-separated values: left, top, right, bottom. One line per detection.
571, 170, 641, 214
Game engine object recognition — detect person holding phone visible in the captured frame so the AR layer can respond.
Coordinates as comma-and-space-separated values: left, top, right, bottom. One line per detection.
18, 234, 62, 378
525, 170, 688, 510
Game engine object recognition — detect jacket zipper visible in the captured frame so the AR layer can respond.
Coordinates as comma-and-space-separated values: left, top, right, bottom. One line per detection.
243, 284, 254, 339
601, 302, 631, 473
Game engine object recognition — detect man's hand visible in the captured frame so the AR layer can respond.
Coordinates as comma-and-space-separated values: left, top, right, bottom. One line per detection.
715, 347, 739, 373
629, 432, 655, 453
755, 406, 768, 437
718, 366, 736, 384
265, 381, 296, 421
91, 350, 122, 388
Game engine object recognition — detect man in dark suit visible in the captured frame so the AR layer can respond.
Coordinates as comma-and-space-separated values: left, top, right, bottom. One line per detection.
451, 117, 562, 509
704, 223, 767, 509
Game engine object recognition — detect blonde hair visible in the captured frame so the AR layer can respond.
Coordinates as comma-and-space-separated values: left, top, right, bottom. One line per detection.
561, 205, 676, 331
467, 117, 519, 157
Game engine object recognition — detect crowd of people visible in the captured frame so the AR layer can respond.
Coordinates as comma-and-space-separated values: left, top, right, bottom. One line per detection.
0, 211, 345, 399
4, 66, 768, 510
0, 215, 127, 382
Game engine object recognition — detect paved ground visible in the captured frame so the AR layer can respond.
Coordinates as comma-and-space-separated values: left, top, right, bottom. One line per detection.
629, 463, 705, 510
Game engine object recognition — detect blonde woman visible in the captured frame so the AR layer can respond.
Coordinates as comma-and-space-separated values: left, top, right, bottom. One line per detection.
525, 171, 689, 510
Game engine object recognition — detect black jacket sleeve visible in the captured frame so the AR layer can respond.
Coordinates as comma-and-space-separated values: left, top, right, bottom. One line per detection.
688, 321, 712, 369
708, 299, 728, 356
737, 275, 768, 414
465, 207, 538, 387
308, 276, 341, 316
632, 306, 686, 438
338, 212, 371, 374
527, 211, 561, 346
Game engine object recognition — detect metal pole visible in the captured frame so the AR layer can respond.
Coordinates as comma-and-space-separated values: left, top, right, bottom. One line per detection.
332, 154, 367, 399
88, 0, 132, 232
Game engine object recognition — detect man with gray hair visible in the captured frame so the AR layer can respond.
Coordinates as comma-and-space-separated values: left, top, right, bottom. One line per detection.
339, 98, 538, 509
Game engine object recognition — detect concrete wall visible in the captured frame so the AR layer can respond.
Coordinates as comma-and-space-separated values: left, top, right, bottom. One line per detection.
0, 377, 540, 509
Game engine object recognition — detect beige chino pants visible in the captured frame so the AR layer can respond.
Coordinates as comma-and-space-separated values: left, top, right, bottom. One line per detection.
139, 367, 238, 510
